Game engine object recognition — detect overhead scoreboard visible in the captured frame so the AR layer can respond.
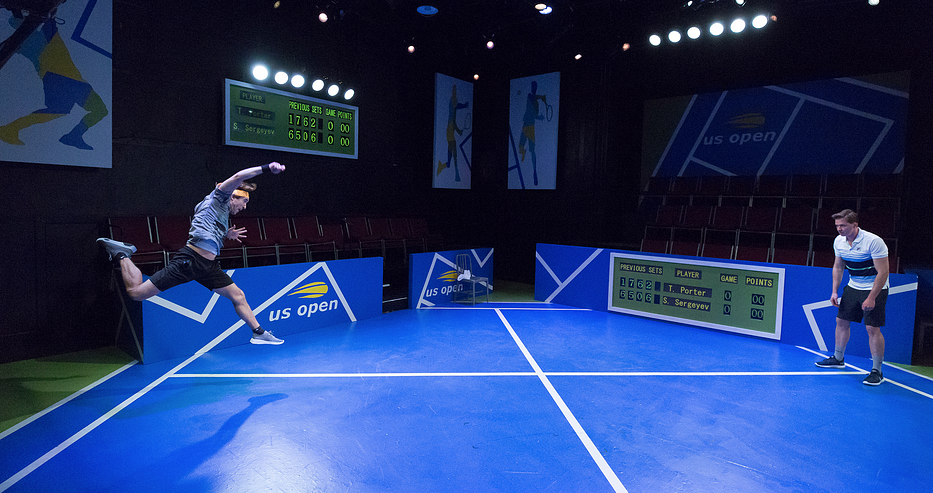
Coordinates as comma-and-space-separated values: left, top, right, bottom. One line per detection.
608, 253, 785, 339
224, 79, 358, 159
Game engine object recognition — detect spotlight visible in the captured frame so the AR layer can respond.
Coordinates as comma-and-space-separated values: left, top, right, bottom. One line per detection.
731, 18, 746, 33
273, 1, 281, 8
687, 26, 701, 39
486, 40, 494, 49
752, 14, 768, 29
312, 79, 325, 91
274, 71, 288, 84
252, 64, 269, 81
328, 84, 339, 96
539, 6, 552, 14
291, 74, 305, 88
417, 5, 438, 16
668, 30, 682, 43
735, 0, 745, 5
622, 42, 631, 51
319, 12, 328, 22
868, 0, 879, 4
649, 34, 661, 46
344, 89, 354, 100
710, 22, 724, 36
574, 53, 582, 60
408, 45, 416, 53
473, 74, 479, 80
535, 3, 546, 10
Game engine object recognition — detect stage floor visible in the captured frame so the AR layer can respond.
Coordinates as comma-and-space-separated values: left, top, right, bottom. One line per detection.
2, 303, 932, 492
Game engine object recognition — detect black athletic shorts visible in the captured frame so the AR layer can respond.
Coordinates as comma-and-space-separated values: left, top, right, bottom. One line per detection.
837, 285, 888, 327
149, 246, 234, 292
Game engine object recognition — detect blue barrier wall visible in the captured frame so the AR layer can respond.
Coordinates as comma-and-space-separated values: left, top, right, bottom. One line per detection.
535, 243, 918, 364
118, 257, 383, 364
409, 248, 493, 308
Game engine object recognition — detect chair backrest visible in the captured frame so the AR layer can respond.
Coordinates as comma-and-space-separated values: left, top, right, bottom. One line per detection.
456, 253, 472, 274
292, 216, 322, 241
154, 216, 192, 251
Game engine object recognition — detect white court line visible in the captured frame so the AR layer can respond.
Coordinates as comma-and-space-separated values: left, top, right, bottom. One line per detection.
170, 371, 864, 379
0, 359, 138, 442
495, 309, 628, 493
796, 346, 933, 401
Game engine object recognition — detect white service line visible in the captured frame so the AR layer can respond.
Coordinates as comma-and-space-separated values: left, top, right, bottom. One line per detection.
0, 319, 249, 493
796, 345, 933, 401
495, 309, 628, 493
0, 359, 138, 442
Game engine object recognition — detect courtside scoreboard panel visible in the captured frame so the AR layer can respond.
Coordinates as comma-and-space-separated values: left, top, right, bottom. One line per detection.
224, 79, 358, 159
607, 253, 785, 340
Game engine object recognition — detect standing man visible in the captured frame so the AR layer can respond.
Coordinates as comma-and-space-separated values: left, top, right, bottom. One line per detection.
815, 209, 889, 385
97, 162, 286, 345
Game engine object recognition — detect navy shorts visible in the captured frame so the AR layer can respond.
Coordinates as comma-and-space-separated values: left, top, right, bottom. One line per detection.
837, 285, 888, 327
149, 246, 234, 292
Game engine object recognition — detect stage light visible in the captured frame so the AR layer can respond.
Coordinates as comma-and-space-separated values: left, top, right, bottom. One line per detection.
710, 22, 724, 36
735, 0, 745, 5
417, 5, 438, 16
344, 89, 354, 100
539, 6, 552, 14
312, 79, 325, 91
731, 18, 746, 33
622, 42, 631, 51
668, 30, 682, 43
273, 1, 281, 8
649, 34, 662, 46
486, 40, 494, 49
328, 84, 339, 96
752, 14, 768, 28
408, 45, 415, 53
274, 71, 288, 84
252, 64, 269, 81
473, 74, 479, 80
687, 26, 701, 39
319, 12, 328, 22
868, 0, 879, 4
291, 74, 305, 88
534, 3, 547, 10
575, 53, 582, 60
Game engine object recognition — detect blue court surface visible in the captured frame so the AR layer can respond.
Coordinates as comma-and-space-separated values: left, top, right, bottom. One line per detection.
1, 303, 931, 492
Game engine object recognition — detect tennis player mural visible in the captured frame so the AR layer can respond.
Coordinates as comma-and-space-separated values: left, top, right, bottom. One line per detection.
0, 0, 112, 168
508, 71, 559, 190
433, 73, 473, 189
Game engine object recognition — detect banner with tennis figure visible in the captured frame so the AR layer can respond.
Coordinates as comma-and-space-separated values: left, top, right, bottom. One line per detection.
508, 72, 559, 189
433, 73, 473, 189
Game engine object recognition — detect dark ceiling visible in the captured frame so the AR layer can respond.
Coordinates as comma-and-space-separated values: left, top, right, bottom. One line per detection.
267, 0, 918, 65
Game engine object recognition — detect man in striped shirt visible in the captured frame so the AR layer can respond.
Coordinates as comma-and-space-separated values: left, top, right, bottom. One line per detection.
815, 209, 890, 385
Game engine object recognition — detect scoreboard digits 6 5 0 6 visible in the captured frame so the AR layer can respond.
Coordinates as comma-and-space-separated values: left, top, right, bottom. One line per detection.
607, 253, 785, 340
225, 79, 358, 159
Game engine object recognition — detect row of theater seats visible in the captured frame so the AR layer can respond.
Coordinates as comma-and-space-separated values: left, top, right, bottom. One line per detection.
647, 203, 899, 238
639, 174, 902, 273
641, 227, 899, 273
103, 215, 443, 273
644, 173, 901, 202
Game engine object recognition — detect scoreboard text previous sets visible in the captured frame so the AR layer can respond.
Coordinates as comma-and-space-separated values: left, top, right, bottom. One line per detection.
608, 253, 785, 339
224, 79, 358, 159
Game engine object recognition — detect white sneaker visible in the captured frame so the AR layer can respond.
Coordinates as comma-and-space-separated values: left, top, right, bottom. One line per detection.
250, 330, 284, 345
96, 238, 137, 260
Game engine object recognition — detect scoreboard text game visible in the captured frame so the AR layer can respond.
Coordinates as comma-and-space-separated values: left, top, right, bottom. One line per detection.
608, 253, 785, 339
224, 79, 358, 159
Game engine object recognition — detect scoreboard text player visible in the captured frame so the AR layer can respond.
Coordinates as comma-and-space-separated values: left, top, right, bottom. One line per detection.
608, 253, 785, 339
224, 79, 358, 159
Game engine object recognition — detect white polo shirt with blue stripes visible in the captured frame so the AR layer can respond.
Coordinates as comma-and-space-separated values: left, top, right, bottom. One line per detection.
833, 228, 889, 291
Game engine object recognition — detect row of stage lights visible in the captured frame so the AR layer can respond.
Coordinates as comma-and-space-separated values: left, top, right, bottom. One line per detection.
649, 13, 772, 46
251, 64, 355, 100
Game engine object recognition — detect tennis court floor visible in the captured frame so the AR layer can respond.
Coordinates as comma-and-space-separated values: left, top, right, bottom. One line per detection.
2, 303, 931, 492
